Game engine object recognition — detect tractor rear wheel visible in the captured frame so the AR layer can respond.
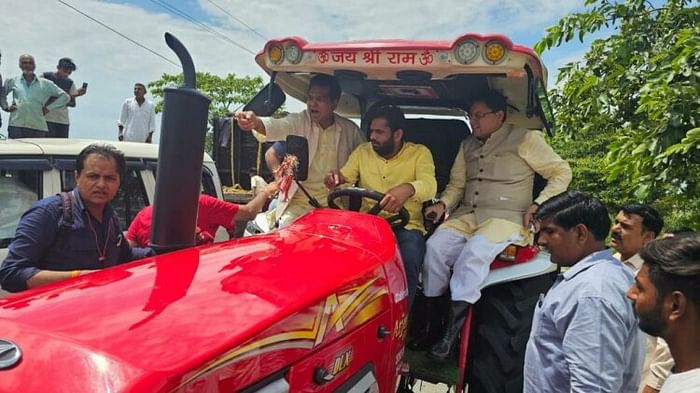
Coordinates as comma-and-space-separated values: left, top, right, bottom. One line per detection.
466, 273, 556, 393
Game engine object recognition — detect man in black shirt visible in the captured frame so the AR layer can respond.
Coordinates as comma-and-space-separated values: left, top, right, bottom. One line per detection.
43, 57, 86, 138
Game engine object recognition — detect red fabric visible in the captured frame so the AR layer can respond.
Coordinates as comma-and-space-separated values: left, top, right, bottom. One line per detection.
126, 195, 240, 247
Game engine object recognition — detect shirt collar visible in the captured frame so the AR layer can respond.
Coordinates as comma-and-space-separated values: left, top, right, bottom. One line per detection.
623, 253, 644, 272
563, 248, 615, 281
72, 188, 86, 211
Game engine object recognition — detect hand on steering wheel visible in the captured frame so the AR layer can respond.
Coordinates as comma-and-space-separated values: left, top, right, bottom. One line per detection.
327, 187, 410, 229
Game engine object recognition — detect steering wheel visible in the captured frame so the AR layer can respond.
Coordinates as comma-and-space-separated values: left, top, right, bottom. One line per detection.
327, 187, 410, 229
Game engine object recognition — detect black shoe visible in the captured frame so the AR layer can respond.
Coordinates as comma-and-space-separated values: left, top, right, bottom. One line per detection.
407, 296, 445, 351
429, 301, 470, 361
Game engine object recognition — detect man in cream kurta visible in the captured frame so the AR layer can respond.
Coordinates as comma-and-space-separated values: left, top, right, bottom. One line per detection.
612, 204, 675, 393
234, 74, 364, 226
419, 90, 572, 361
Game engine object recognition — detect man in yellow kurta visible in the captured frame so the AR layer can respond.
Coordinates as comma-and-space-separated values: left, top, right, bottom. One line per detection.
325, 106, 437, 307
235, 74, 365, 226
419, 90, 572, 361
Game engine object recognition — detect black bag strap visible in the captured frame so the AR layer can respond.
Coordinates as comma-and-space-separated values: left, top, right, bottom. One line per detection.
54, 191, 75, 249
37, 192, 75, 267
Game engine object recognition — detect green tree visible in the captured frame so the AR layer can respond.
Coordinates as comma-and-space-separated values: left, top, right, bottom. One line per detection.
537, 0, 700, 228
148, 72, 266, 152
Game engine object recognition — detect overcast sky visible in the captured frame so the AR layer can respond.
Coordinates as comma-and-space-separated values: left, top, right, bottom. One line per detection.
0, 0, 594, 141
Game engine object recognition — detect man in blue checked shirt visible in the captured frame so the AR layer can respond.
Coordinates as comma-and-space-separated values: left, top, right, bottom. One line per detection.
524, 191, 644, 393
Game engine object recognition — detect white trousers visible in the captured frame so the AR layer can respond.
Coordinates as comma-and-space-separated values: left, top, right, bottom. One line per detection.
423, 227, 522, 303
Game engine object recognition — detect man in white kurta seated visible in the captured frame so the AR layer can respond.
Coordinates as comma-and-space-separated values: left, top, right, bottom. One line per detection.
235, 74, 365, 226
417, 89, 573, 360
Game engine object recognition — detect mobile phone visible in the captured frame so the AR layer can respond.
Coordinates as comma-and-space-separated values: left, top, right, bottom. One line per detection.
82, 82, 88, 90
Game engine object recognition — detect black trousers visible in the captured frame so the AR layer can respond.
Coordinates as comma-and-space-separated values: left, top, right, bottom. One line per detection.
47, 122, 70, 138
8, 126, 46, 138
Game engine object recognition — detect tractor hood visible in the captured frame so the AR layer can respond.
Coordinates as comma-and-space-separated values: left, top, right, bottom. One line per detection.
0, 209, 403, 392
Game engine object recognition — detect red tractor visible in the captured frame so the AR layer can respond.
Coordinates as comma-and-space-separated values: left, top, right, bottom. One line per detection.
240, 33, 559, 392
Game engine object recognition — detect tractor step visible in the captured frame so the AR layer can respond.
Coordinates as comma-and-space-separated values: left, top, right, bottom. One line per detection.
405, 348, 459, 386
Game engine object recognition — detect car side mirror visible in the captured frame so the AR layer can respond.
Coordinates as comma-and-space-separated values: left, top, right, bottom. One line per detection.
285, 135, 309, 182
243, 83, 286, 116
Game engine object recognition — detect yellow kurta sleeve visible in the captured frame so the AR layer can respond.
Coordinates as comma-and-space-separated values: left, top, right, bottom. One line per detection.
408, 146, 437, 203
439, 143, 467, 210
518, 131, 572, 205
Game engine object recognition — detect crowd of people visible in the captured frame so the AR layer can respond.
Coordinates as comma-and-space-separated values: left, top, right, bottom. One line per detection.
0, 52, 156, 142
1, 70, 698, 392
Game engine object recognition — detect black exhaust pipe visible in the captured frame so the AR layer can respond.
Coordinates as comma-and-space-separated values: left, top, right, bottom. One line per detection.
150, 33, 211, 254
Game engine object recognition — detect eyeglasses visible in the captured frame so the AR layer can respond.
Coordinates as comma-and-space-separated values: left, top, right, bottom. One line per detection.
468, 111, 495, 120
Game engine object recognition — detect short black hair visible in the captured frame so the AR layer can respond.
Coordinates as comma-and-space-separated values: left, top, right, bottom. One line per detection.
620, 204, 664, 236
641, 233, 700, 314
666, 227, 695, 235
76, 144, 126, 178
534, 191, 611, 241
365, 105, 406, 137
308, 74, 341, 101
58, 57, 76, 71
467, 89, 508, 115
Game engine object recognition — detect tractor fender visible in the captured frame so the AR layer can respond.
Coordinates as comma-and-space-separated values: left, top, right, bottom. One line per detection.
480, 252, 556, 290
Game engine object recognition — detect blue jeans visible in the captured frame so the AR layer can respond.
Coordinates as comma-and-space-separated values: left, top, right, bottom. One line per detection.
394, 228, 426, 308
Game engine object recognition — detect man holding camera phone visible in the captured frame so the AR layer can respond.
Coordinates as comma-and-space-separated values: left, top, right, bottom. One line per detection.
42, 57, 87, 138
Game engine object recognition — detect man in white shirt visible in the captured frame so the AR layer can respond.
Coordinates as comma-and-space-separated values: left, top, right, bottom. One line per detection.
627, 233, 700, 393
118, 83, 156, 143
612, 204, 675, 393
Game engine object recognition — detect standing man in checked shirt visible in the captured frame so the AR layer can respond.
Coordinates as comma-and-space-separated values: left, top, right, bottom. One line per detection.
118, 83, 156, 143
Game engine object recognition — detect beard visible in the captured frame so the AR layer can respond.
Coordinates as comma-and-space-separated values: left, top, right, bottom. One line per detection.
371, 138, 395, 157
637, 302, 666, 337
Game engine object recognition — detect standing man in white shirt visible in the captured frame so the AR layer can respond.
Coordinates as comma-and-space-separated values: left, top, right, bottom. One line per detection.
611, 204, 675, 393
118, 83, 156, 143
627, 233, 700, 393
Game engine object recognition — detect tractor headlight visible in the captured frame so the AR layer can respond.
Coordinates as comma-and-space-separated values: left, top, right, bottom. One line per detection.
482, 40, 507, 64
268, 45, 284, 65
285, 43, 303, 64
454, 39, 479, 64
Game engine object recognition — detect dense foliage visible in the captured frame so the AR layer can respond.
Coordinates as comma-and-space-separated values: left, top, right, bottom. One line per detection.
537, 0, 700, 228
148, 72, 266, 153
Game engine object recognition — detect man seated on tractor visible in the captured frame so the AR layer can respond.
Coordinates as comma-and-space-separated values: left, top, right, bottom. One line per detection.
415, 89, 572, 361
235, 74, 365, 227
324, 105, 437, 307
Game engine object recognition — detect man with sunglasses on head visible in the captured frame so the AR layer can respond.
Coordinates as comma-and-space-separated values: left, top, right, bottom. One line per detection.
414, 89, 572, 361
